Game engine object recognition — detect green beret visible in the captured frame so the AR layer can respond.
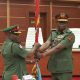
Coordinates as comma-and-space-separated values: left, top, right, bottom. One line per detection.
3, 25, 17, 32
3, 25, 21, 34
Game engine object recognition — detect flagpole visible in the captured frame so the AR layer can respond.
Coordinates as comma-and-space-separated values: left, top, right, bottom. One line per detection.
32, 0, 42, 80
35, 0, 40, 43
7, 0, 10, 27
50, 1, 53, 30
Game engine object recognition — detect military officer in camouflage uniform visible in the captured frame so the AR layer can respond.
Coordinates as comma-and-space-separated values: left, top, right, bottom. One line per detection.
1, 25, 38, 80
37, 13, 75, 80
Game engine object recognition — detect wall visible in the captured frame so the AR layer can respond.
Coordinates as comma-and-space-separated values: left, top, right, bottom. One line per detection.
52, 5, 80, 28
0, 0, 80, 77
0, 51, 80, 76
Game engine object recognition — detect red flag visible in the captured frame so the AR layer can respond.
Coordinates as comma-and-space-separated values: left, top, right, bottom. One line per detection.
35, 0, 40, 43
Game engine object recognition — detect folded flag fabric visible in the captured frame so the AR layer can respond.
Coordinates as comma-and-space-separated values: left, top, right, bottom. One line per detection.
32, 62, 42, 80
36, 62, 42, 80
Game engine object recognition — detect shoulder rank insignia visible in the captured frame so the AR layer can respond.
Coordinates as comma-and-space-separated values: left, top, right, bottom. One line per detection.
67, 35, 74, 41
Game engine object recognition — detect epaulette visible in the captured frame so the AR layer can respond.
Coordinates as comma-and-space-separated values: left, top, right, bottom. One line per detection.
66, 29, 72, 33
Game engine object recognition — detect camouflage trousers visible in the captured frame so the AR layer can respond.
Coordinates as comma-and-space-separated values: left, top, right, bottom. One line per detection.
51, 72, 72, 80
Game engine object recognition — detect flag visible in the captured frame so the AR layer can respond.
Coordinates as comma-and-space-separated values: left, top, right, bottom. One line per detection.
36, 62, 42, 80
32, 64, 38, 77
32, 62, 42, 80
32, 0, 42, 80
35, 0, 40, 43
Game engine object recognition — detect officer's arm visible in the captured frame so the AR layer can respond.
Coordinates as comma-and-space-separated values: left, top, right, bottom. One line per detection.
12, 43, 39, 58
26, 43, 41, 57
39, 40, 51, 52
39, 30, 54, 52
42, 34, 75, 57
42, 43, 65, 56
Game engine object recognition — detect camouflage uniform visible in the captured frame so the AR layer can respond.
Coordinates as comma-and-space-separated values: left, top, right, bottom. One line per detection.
47, 29, 75, 80
2, 25, 29, 80
39, 13, 75, 80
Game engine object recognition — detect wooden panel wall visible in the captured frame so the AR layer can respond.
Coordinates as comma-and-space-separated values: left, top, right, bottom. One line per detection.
73, 52, 80, 76
0, 3, 7, 45
0, 52, 80, 76
52, 5, 80, 28
0, 0, 80, 77
27, 51, 80, 76
0, 54, 4, 76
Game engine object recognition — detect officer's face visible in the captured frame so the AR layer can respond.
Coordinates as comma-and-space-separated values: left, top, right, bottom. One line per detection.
9, 34, 20, 43
57, 21, 68, 32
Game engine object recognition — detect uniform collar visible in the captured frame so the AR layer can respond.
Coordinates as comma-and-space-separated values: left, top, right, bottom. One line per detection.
6, 38, 12, 42
56, 28, 69, 34
6, 38, 20, 43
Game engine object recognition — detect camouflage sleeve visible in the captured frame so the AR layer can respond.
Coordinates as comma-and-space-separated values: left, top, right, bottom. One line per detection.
47, 34, 51, 41
60, 33, 75, 48
12, 43, 29, 58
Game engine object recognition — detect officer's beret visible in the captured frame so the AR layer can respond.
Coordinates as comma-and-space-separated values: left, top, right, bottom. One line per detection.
3, 25, 21, 34
55, 12, 69, 22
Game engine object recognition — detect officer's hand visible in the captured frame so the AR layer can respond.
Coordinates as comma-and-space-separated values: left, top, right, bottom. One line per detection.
30, 60, 36, 64
26, 59, 36, 64
34, 52, 43, 60
33, 43, 41, 51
